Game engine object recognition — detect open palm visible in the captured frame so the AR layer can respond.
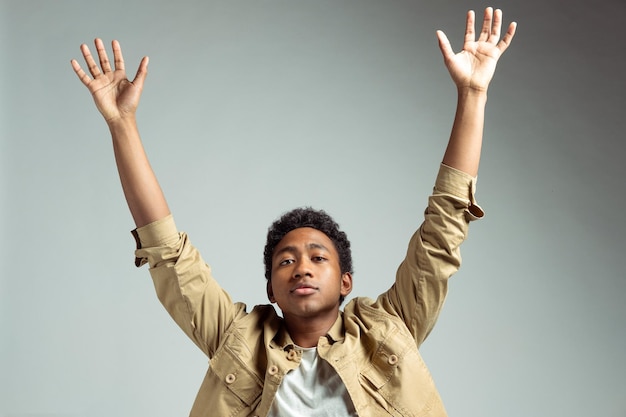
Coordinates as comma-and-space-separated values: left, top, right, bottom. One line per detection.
71, 39, 148, 122
437, 8, 516, 92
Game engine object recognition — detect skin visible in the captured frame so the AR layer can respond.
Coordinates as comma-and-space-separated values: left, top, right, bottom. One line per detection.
71, 39, 169, 228
438, 8, 517, 176
71, 7, 516, 346
267, 227, 353, 347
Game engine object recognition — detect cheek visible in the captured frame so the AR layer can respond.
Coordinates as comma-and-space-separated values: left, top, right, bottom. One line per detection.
269, 275, 289, 294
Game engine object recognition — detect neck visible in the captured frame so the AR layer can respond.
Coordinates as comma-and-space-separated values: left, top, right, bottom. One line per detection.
284, 312, 339, 348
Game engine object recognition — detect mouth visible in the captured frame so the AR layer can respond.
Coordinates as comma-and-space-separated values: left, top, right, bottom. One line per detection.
290, 284, 318, 295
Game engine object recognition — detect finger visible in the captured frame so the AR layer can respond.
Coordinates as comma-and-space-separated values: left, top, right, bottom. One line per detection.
490, 8, 503, 41
464, 10, 476, 46
478, 7, 493, 43
497, 22, 517, 53
70, 58, 93, 87
131, 56, 149, 89
436, 30, 455, 62
95, 38, 113, 74
80, 43, 102, 78
111, 40, 125, 72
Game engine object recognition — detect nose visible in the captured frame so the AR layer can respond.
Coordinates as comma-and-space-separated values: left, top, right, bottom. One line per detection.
293, 258, 313, 279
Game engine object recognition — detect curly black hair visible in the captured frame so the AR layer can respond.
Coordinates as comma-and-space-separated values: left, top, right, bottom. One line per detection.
263, 207, 353, 283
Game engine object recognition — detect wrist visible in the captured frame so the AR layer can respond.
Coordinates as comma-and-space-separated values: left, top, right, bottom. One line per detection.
106, 115, 138, 132
457, 85, 488, 98
457, 87, 488, 107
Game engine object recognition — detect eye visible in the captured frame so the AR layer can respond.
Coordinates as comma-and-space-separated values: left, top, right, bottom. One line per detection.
279, 258, 294, 266
312, 256, 327, 262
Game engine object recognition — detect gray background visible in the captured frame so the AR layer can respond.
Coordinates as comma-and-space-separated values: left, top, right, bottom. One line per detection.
1, 0, 625, 416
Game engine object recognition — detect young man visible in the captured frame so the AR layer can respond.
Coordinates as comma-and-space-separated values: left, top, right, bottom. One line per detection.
71, 7, 516, 416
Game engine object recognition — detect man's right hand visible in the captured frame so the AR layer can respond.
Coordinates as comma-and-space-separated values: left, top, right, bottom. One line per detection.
71, 38, 149, 124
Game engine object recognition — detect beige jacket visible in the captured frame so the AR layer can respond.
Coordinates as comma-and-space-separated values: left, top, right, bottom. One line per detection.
133, 164, 482, 417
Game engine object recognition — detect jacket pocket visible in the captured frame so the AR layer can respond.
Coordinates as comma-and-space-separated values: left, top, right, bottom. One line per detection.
359, 326, 441, 417
192, 346, 263, 417
213, 346, 263, 405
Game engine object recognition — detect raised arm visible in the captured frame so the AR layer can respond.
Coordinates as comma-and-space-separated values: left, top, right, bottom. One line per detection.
71, 39, 170, 227
438, 7, 516, 176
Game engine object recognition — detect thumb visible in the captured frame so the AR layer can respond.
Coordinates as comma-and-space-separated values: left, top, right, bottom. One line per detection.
436, 30, 455, 62
131, 56, 149, 89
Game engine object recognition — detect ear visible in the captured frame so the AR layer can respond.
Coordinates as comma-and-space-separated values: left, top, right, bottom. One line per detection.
266, 280, 276, 303
340, 272, 353, 297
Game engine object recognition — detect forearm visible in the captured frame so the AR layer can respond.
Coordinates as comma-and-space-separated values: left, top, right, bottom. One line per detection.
108, 117, 170, 227
442, 88, 488, 177
382, 165, 478, 345
134, 216, 243, 356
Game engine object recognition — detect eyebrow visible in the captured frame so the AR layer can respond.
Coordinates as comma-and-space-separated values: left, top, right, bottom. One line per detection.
273, 243, 330, 258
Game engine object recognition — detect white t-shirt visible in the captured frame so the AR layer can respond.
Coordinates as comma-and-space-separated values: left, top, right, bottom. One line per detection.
268, 347, 358, 416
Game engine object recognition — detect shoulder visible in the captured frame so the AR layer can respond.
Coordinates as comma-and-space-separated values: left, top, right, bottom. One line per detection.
343, 296, 404, 325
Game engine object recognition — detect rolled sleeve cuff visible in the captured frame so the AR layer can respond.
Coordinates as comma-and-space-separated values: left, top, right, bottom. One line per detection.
131, 214, 179, 267
435, 164, 485, 221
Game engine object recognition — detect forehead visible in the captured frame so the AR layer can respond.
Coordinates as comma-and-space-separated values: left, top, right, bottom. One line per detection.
273, 227, 336, 254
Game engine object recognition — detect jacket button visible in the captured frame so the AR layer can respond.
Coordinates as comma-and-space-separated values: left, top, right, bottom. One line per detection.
268, 365, 279, 375
287, 350, 297, 360
388, 354, 399, 365
225, 373, 236, 384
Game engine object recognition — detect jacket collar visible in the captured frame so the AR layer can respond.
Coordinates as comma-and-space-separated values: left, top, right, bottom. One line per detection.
269, 311, 345, 350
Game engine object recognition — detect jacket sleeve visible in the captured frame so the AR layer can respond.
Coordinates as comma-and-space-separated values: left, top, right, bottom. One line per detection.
132, 215, 246, 357
376, 164, 484, 347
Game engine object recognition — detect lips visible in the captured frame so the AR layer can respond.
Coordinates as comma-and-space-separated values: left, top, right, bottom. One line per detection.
290, 283, 318, 295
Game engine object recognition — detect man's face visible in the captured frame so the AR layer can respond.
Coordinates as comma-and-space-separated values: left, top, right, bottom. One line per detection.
267, 227, 352, 322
